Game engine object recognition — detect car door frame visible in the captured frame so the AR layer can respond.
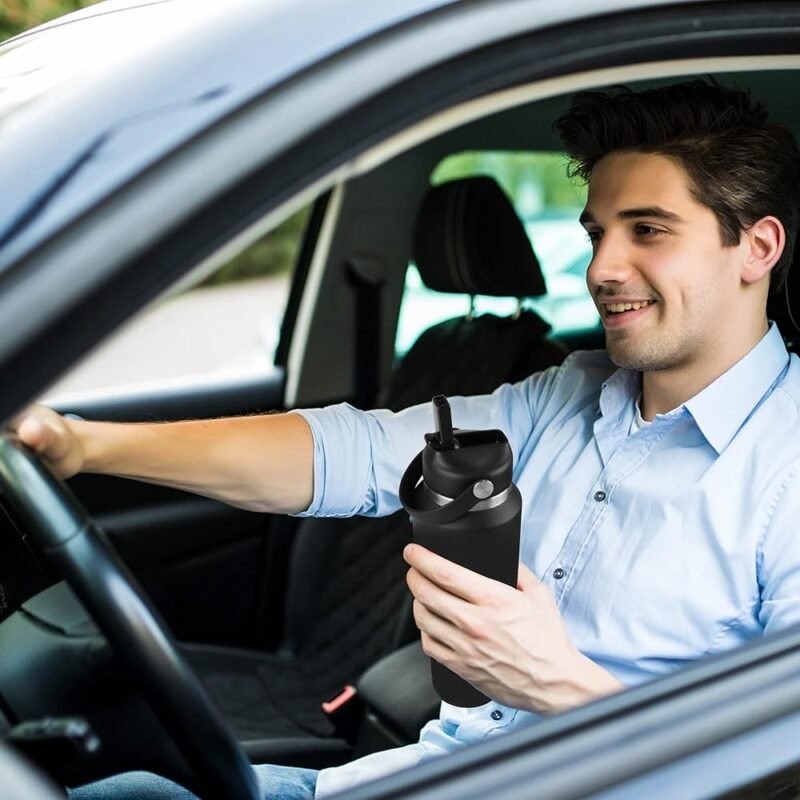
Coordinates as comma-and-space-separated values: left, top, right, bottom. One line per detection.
4, 1, 800, 790
343, 624, 800, 799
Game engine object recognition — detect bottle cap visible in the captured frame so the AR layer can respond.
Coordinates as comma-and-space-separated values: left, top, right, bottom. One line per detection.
422, 395, 512, 499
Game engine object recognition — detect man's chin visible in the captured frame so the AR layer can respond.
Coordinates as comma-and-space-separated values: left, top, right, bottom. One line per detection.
606, 336, 651, 371
606, 340, 678, 373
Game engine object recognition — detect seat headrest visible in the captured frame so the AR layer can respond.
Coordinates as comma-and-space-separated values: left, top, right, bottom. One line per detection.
413, 176, 547, 297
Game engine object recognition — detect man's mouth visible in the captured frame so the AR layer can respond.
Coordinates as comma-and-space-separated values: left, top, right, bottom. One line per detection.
600, 299, 657, 327
603, 300, 656, 314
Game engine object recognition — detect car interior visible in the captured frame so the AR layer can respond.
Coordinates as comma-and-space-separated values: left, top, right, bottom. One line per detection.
3, 62, 800, 793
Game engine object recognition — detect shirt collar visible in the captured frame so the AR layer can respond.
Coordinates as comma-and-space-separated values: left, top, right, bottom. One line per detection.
683, 323, 789, 454
598, 363, 641, 428
597, 323, 789, 455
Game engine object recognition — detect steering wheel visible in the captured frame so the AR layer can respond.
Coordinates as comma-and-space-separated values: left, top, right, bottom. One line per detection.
0, 436, 260, 800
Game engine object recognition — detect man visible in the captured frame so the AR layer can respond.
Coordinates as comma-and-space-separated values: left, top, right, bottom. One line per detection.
15, 79, 800, 798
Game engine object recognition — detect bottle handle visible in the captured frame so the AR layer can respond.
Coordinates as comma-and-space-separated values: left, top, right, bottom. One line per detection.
399, 451, 485, 525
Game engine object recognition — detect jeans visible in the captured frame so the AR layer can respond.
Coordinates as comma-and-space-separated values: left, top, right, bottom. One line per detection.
68, 764, 318, 799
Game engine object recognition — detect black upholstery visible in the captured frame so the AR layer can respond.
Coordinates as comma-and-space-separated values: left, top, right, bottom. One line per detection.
414, 176, 547, 297
767, 250, 800, 353
388, 312, 564, 411
183, 176, 568, 766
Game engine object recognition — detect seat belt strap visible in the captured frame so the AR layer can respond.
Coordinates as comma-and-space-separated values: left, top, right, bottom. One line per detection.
348, 257, 387, 409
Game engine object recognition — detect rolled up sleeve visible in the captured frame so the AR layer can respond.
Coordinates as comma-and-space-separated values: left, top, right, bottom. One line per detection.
289, 368, 557, 519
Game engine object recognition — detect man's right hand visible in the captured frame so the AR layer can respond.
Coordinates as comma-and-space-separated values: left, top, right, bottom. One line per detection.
9, 406, 85, 479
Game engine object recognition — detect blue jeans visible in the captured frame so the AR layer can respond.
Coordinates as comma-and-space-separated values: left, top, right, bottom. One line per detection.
69, 764, 318, 799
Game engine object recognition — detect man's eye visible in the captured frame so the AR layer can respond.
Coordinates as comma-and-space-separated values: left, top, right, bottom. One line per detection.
634, 224, 664, 237
585, 230, 601, 244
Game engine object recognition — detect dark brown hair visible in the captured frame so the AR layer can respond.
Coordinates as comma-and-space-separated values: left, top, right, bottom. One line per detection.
554, 80, 800, 289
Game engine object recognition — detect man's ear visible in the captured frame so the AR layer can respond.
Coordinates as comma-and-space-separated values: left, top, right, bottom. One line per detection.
741, 216, 785, 285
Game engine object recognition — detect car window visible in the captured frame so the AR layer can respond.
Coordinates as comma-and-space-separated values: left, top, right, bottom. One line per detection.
41, 206, 309, 401
395, 151, 597, 357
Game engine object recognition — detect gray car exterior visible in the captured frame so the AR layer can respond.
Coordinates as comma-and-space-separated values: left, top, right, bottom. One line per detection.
7, 1, 800, 798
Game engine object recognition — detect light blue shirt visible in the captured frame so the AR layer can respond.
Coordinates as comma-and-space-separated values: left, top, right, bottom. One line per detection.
295, 323, 800, 798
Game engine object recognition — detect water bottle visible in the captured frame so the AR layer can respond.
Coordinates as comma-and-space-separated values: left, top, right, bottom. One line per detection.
399, 395, 522, 707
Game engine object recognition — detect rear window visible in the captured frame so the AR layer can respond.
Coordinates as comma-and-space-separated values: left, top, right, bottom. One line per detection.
395, 151, 598, 357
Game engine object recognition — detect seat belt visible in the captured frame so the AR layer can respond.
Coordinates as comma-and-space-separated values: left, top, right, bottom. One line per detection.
348, 256, 387, 409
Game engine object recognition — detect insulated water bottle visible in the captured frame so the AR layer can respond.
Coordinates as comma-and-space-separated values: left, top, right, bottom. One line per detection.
399, 395, 522, 707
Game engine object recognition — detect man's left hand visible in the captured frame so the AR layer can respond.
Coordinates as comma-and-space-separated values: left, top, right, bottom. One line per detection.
404, 543, 624, 713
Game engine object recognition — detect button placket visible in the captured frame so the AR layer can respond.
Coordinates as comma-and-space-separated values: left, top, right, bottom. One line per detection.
551, 480, 613, 602
557, 431, 668, 604
541, 416, 669, 608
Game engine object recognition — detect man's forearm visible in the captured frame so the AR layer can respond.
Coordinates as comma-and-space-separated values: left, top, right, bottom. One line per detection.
70, 412, 314, 513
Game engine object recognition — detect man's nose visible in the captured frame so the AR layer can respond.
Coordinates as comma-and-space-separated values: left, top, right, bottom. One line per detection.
586, 235, 636, 288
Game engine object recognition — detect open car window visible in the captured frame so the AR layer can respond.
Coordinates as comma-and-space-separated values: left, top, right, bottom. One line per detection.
40, 207, 309, 402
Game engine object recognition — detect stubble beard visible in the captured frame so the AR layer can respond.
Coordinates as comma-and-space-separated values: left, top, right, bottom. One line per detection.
605, 328, 693, 373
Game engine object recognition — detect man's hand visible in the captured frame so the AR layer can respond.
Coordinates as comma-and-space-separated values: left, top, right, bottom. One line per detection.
404, 544, 624, 713
9, 405, 85, 479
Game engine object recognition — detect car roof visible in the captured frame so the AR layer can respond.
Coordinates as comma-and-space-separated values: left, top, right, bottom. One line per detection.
0, 0, 712, 271
0, 0, 464, 268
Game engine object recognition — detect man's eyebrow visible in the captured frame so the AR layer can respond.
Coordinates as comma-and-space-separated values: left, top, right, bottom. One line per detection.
579, 207, 684, 226
618, 206, 684, 223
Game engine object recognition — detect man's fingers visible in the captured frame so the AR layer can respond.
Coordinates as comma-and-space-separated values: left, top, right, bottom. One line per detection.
6, 406, 83, 480
406, 567, 471, 621
17, 416, 50, 451
16, 411, 68, 462
516, 561, 542, 593
403, 544, 504, 604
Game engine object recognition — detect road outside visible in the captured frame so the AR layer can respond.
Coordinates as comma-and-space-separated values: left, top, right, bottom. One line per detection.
42, 275, 291, 402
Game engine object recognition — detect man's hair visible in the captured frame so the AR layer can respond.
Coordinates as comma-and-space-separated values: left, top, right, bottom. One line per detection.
554, 79, 800, 289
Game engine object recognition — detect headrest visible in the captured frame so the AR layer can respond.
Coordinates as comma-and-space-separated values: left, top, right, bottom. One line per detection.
413, 176, 547, 297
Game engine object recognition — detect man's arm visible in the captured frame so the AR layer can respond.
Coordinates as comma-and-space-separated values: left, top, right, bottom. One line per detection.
10, 406, 314, 514
404, 544, 624, 713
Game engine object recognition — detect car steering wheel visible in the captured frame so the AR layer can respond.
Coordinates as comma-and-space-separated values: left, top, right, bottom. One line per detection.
0, 436, 260, 800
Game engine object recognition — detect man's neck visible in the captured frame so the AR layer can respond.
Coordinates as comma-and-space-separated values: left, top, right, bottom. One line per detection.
640, 321, 769, 420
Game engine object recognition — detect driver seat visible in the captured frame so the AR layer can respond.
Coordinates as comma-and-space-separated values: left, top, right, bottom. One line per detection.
182, 176, 568, 767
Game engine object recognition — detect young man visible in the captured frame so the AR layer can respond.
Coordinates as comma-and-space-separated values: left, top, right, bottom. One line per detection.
16, 80, 800, 799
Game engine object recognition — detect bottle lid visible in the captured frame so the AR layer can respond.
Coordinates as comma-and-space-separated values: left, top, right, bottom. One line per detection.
422, 395, 512, 499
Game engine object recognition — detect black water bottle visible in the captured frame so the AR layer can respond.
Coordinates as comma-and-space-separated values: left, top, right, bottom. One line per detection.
399, 395, 522, 707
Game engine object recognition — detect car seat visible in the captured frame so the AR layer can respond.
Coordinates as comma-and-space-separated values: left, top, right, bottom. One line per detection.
182, 176, 569, 767
767, 251, 800, 353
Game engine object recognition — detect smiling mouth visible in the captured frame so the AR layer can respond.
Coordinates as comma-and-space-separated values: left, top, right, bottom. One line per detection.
599, 298, 657, 328
603, 300, 656, 315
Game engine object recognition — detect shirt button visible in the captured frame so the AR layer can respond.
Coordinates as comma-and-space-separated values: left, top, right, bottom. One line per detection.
594, 490, 606, 502
553, 568, 565, 580
491, 710, 503, 721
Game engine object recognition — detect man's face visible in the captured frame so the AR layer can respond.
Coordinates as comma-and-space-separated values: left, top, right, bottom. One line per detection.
582, 151, 744, 373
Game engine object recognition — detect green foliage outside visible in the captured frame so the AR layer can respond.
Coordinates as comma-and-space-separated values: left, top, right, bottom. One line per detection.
1, 0, 306, 286
200, 209, 311, 287
432, 151, 587, 216
0, 0, 100, 40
